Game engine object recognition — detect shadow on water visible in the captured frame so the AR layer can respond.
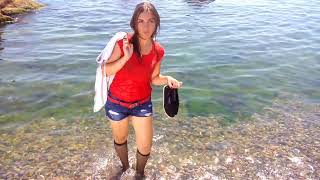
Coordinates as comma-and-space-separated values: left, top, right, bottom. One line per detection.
185, 0, 216, 7
0, 30, 4, 52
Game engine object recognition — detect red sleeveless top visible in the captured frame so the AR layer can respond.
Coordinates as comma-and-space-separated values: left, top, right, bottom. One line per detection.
109, 36, 165, 102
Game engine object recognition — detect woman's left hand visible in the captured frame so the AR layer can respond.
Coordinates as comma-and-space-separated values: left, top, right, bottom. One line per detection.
167, 76, 183, 89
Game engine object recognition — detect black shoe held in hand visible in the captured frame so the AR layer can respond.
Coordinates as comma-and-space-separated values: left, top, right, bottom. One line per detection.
163, 85, 179, 117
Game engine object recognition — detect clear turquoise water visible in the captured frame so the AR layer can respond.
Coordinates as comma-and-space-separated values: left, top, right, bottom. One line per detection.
0, 0, 319, 123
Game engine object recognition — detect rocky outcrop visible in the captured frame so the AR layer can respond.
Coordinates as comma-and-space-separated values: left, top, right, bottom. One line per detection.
0, 0, 44, 24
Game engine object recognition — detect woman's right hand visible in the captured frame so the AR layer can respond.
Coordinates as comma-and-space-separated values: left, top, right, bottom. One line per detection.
123, 35, 133, 60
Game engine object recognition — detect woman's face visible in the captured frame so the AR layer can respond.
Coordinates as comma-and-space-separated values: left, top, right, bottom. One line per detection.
137, 11, 156, 40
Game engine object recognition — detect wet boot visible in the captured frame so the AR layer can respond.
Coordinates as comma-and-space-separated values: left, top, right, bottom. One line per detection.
135, 149, 150, 177
114, 140, 130, 171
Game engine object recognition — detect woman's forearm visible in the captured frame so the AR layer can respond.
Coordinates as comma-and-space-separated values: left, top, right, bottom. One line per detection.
151, 74, 168, 86
104, 56, 129, 76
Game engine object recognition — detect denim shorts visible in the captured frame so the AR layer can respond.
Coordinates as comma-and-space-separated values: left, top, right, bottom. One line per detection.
105, 98, 153, 121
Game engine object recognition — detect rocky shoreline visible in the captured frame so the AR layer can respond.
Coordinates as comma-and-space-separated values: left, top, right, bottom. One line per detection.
1, 96, 319, 179
0, 0, 43, 24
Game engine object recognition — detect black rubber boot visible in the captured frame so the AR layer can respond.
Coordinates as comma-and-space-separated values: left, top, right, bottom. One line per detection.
114, 140, 130, 171
135, 149, 150, 177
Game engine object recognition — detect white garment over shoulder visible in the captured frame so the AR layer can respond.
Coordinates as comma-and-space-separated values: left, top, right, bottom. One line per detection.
93, 32, 126, 112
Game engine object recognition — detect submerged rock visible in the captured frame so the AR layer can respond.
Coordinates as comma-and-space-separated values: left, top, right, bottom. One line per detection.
0, 0, 44, 24
0, 13, 13, 23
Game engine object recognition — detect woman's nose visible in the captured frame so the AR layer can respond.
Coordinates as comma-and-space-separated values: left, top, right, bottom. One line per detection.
142, 21, 151, 28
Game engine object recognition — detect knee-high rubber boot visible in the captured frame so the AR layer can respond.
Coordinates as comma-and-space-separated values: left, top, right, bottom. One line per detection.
114, 140, 129, 171
135, 149, 150, 176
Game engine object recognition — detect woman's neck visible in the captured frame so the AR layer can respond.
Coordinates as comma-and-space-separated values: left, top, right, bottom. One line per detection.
139, 37, 152, 48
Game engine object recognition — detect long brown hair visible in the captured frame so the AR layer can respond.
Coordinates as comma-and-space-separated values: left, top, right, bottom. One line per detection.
130, 2, 160, 59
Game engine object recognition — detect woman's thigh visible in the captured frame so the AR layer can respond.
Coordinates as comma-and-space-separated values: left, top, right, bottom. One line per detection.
109, 117, 130, 144
130, 116, 153, 155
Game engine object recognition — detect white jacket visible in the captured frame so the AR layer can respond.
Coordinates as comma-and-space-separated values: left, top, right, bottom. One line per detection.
93, 32, 126, 112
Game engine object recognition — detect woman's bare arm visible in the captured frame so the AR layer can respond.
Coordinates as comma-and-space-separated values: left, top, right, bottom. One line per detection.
104, 41, 131, 76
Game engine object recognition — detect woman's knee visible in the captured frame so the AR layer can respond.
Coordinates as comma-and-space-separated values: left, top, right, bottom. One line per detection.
137, 143, 152, 155
112, 127, 128, 144
113, 134, 128, 144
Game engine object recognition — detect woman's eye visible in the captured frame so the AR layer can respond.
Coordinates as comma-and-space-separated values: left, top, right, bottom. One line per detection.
138, 20, 143, 23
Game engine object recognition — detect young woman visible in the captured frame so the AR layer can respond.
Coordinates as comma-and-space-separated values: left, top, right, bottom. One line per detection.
104, 2, 182, 177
